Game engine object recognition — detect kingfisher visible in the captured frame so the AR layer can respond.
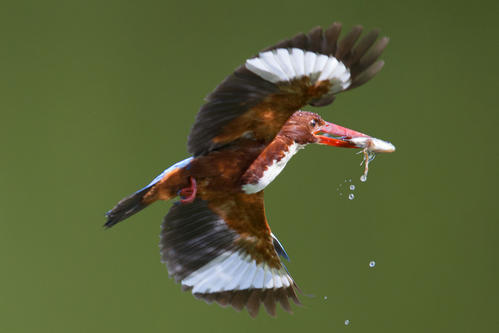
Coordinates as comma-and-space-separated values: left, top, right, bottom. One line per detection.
105, 22, 395, 317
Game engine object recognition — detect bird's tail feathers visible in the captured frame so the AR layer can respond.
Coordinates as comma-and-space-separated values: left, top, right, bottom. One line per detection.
104, 187, 151, 228
104, 157, 193, 228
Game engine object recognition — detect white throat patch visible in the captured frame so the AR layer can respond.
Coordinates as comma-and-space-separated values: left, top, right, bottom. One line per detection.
242, 142, 304, 194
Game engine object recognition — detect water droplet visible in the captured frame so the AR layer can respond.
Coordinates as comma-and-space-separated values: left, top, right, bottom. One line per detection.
360, 174, 367, 182
348, 193, 354, 200
344, 320, 350, 326
324, 296, 328, 300
369, 261, 376, 268
349, 185, 355, 190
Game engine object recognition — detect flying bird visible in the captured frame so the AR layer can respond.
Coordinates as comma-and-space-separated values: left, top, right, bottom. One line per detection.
105, 22, 394, 317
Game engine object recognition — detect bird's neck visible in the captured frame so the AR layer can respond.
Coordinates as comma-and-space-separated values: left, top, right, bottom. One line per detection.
241, 136, 304, 194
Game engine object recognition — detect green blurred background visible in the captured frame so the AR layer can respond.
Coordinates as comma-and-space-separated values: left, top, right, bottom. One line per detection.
1, 0, 498, 332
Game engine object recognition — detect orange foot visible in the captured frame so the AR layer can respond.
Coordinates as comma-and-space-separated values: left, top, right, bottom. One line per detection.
179, 177, 197, 204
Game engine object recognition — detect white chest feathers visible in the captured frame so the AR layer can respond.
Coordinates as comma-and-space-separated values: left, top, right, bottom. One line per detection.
242, 143, 304, 194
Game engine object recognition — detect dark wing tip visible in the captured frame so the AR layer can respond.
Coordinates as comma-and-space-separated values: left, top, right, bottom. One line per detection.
193, 284, 300, 317
351, 60, 385, 89
334, 25, 388, 92
351, 35, 389, 77
335, 25, 363, 59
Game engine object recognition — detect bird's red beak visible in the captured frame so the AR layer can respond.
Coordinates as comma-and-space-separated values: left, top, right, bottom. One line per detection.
313, 121, 395, 153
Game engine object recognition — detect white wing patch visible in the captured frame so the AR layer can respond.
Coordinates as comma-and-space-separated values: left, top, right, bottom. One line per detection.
246, 48, 351, 91
182, 251, 292, 294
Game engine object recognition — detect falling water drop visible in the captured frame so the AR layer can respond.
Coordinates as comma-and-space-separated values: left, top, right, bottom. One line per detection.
360, 174, 367, 182
344, 320, 350, 326
369, 261, 376, 268
348, 193, 354, 200
349, 185, 355, 191
324, 296, 328, 300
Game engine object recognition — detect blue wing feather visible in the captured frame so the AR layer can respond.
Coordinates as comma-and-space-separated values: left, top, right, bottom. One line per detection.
105, 157, 194, 228
271, 232, 290, 261
137, 157, 194, 193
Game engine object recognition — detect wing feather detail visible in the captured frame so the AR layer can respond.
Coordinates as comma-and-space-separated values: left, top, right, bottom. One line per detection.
160, 197, 300, 317
188, 22, 388, 157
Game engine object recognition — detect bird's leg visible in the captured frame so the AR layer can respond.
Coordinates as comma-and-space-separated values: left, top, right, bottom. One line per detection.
179, 176, 197, 203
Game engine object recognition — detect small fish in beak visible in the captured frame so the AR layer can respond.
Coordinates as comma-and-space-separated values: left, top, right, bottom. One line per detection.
313, 120, 396, 181
314, 121, 396, 153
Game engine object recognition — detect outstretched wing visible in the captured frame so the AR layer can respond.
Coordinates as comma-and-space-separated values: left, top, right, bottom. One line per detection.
188, 22, 389, 156
160, 194, 299, 317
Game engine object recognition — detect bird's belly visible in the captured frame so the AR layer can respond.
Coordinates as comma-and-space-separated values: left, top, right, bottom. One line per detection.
241, 143, 303, 194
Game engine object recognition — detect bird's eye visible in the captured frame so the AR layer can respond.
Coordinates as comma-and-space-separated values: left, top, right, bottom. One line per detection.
310, 119, 317, 127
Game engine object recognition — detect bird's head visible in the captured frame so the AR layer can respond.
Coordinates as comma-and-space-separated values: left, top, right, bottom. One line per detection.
281, 111, 395, 153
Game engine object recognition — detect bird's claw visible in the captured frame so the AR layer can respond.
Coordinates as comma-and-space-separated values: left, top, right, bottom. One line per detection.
179, 177, 197, 203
